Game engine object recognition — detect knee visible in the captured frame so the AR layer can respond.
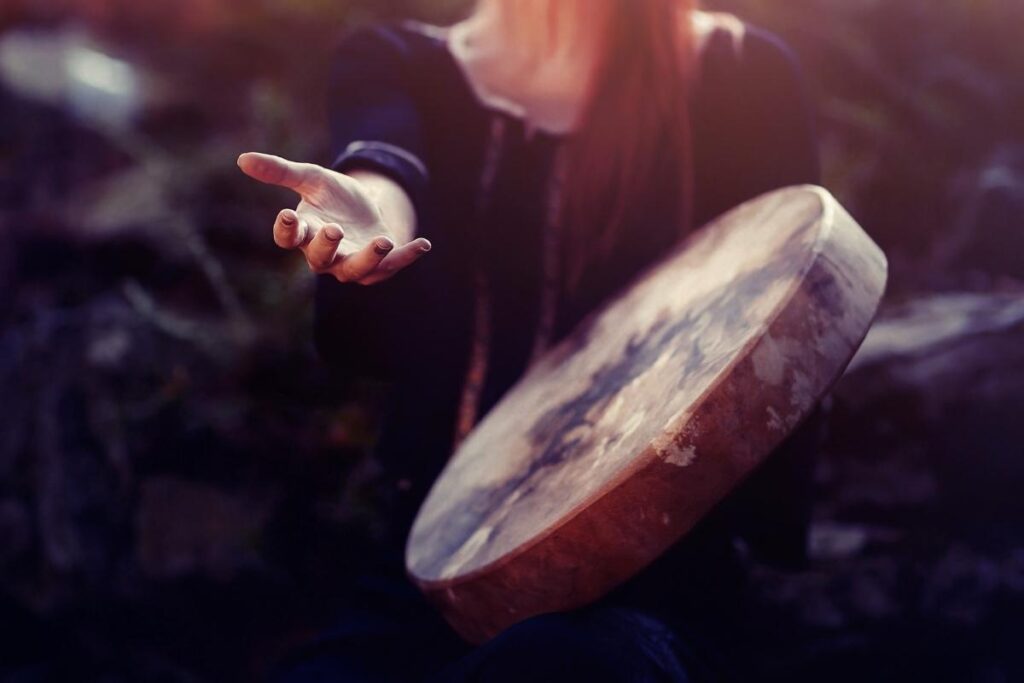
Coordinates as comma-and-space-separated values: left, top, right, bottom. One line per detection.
459, 609, 688, 683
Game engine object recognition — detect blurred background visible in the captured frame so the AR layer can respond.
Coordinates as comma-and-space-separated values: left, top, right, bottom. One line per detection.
1, 0, 1023, 680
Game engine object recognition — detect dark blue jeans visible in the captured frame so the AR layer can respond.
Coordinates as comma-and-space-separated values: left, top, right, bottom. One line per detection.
274, 575, 705, 683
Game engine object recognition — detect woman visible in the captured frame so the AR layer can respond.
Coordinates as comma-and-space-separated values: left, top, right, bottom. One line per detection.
241, 1, 820, 680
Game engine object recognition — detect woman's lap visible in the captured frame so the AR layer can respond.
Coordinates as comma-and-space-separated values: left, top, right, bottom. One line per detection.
274, 575, 697, 683
434, 607, 695, 683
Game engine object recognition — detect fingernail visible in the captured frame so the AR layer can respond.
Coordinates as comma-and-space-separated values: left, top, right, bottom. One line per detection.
281, 213, 295, 225
374, 238, 394, 254
323, 226, 342, 241
419, 241, 432, 253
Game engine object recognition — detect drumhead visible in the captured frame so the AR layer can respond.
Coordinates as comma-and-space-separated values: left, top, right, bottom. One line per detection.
407, 186, 887, 642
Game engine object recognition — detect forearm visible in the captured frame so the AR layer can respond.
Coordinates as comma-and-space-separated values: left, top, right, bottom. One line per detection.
346, 169, 418, 245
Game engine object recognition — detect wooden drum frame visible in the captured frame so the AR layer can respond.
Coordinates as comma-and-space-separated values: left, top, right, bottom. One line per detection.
406, 186, 888, 643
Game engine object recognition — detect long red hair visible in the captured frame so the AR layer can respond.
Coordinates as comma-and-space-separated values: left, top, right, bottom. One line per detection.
492, 0, 699, 288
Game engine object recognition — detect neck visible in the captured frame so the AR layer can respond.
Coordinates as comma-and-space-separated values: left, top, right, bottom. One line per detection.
448, 2, 604, 134
448, 3, 714, 135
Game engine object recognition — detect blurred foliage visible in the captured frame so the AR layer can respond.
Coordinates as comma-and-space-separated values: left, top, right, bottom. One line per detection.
1, 0, 1023, 681
712, 0, 1024, 288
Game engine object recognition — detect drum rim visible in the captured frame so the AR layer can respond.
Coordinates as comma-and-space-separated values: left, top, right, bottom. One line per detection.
407, 184, 881, 588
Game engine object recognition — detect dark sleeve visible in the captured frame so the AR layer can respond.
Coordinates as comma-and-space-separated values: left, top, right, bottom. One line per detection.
315, 25, 429, 379
693, 25, 821, 223
327, 25, 430, 212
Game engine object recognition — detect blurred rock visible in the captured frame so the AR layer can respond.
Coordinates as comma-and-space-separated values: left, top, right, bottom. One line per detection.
839, 292, 1024, 527
930, 145, 1024, 284
848, 292, 1024, 373
0, 27, 150, 130
808, 522, 869, 562
136, 476, 276, 582
85, 325, 132, 368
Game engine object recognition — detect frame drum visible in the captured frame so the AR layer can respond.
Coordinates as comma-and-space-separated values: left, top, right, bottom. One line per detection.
406, 186, 887, 643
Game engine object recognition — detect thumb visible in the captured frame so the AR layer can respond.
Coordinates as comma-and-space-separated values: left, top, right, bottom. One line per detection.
237, 152, 320, 192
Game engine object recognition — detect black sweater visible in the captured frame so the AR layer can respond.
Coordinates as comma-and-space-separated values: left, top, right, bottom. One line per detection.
315, 20, 821, 592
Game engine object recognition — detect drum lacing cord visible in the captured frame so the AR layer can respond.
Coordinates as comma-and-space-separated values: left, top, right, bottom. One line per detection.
453, 115, 506, 448
453, 116, 568, 449
528, 144, 568, 367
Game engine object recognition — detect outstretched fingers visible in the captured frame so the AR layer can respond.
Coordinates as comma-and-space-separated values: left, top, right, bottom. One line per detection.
334, 236, 394, 282
361, 238, 432, 284
273, 209, 308, 249
238, 152, 319, 192
306, 223, 344, 271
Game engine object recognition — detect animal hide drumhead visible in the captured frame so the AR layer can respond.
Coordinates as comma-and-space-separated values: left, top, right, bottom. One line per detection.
407, 185, 887, 643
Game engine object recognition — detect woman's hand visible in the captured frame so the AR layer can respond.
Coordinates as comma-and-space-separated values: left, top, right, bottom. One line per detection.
238, 152, 430, 284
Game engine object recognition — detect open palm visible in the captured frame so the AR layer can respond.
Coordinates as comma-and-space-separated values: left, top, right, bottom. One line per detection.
238, 152, 430, 284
